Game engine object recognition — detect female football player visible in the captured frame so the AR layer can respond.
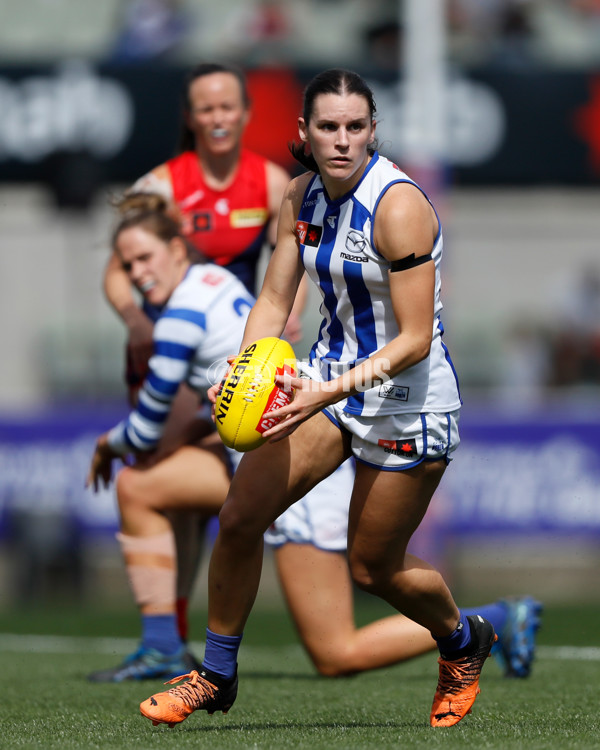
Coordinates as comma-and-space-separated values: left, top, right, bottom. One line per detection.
139, 69, 529, 729
87, 191, 253, 679
88, 192, 541, 688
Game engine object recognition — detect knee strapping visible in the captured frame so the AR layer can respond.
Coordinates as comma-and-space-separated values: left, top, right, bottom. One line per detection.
116, 531, 176, 609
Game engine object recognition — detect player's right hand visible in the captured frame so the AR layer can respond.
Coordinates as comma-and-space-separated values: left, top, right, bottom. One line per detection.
86, 434, 122, 492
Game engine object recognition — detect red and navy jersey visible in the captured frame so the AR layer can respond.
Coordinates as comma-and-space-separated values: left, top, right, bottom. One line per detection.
167, 149, 270, 295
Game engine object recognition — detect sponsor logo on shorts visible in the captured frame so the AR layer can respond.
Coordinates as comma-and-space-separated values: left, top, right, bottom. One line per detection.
295, 221, 322, 247
378, 384, 409, 401
378, 438, 418, 457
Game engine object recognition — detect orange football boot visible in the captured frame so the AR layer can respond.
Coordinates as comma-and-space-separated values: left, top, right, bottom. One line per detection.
140, 668, 238, 728
430, 615, 497, 728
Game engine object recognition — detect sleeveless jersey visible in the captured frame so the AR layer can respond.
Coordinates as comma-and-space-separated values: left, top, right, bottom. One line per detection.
296, 152, 461, 417
108, 263, 254, 454
167, 149, 270, 294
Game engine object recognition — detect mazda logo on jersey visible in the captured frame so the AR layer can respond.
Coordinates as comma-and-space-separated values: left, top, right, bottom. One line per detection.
345, 230, 367, 254
341, 230, 369, 262
295, 221, 322, 247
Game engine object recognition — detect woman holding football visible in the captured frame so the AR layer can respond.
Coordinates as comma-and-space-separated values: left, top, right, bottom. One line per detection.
140, 67, 498, 729
88, 193, 540, 689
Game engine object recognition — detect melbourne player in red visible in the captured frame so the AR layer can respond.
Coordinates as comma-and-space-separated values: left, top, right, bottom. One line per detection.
104, 62, 297, 383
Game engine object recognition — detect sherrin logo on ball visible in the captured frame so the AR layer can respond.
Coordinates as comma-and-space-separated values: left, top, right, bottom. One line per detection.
215, 337, 296, 452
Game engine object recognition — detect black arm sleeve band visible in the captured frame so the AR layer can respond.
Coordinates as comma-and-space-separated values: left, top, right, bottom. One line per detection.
390, 253, 433, 272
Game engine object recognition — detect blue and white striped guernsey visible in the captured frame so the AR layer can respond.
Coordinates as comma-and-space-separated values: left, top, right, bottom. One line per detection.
108, 263, 254, 455
296, 152, 461, 418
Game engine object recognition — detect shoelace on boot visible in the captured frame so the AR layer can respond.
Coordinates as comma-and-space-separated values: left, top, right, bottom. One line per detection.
162, 670, 217, 708
435, 657, 479, 695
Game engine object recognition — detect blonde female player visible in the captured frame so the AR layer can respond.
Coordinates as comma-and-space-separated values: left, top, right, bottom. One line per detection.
140, 68, 533, 729
87, 192, 254, 680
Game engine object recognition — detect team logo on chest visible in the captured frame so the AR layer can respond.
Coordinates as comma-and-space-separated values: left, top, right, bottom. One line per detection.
295, 221, 322, 247
341, 229, 369, 263
189, 211, 212, 233
215, 198, 230, 215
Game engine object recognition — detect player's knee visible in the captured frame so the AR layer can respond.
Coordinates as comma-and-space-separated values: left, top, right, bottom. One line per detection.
217, 495, 264, 546
349, 566, 379, 595
312, 655, 357, 678
314, 661, 346, 678
117, 467, 170, 513
348, 553, 390, 595
115, 467, 148, 511
305, 638, 360, 677
115, 467, 133, 505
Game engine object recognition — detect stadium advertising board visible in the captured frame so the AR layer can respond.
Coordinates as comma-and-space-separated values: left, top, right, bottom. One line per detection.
0, 63, 599, 193
444, 408, 600, 534
0, 405, 598, 539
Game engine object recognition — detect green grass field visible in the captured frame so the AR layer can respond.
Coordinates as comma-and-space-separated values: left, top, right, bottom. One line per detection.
1, 599, 599, 749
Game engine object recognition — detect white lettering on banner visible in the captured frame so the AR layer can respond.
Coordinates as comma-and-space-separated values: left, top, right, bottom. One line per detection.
0, 435, 118, 527
1, 432, 597, 533
0, 61, 134, 162
444, 437, 600, 528
369, 76, 506, 167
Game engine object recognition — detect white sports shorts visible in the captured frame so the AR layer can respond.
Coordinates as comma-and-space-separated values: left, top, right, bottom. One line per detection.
298, 359, 460, 471
323, 406, 460, 470
264, 459, 355, 551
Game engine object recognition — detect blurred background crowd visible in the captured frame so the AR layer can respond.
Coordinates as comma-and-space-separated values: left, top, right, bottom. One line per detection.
2, 0, 600, 70
0, 0, 599, 611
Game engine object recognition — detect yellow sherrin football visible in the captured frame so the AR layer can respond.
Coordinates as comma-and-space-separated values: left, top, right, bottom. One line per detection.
215, 337, 297, 452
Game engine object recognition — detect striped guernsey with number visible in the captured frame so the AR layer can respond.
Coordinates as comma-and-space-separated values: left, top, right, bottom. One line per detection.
108, 264, 254, 454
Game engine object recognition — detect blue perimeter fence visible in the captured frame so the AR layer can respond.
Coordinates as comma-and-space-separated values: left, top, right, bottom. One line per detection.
0, 401, 598, 542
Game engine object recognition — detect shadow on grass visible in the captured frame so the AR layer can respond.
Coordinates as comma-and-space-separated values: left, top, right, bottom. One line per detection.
170, 717, 426, 734
242, 669, 436, 684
